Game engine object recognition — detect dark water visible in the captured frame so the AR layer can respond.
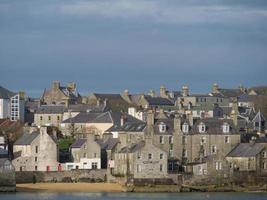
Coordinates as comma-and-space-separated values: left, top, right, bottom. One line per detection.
0, 192, 267, 200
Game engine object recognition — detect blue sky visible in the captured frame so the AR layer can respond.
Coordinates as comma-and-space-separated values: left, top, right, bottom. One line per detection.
0, 0, 267, 97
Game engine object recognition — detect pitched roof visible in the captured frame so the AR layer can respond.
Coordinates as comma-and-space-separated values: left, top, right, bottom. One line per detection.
119, 141, 145, 153
144, 96, 174, 106
252, 111, 266, 123
93, 93, 122, 100
36, 105, 67, 114
107, 122, 146, 132
153, 118, 174, 135
227, 143, 266, 157
217, 88, 244, 98
0, 86, 16, 99
14, 132, 39, 145
99, 138, 120, 150
68, 104, 107, 112
70, 138, 87, 148
189, 118, 238, 135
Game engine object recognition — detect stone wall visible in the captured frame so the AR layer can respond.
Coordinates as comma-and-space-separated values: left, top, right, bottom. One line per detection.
16, 169, 107, 183
0, 171, 16, 192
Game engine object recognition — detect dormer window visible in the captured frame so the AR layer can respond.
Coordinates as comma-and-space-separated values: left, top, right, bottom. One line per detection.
159, 122, 166, 133
182, 123, 189, 133
199, 122, 206, 133
222, 122, 230, 133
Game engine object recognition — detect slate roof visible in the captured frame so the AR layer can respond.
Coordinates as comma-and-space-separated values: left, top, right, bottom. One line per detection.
252, 111, 266, 123
189, 118, 238, 135
62, 111, 142, 126
0, 86, 16, 99
14, 132, 39, 145
227, 143, 266, 157
68, 104, 107, 112
119, 141, 145, 153
217, 88, 244, 98
0, 148, 8, 157
36, 105, 67, 114
92, 93, 122, 100
144, 96, 174, 106
107, 122, 146, 132
99, 138, 120, 150
238, 93, 254, 102
153, 118, 174, 135
70, 139, 87, 148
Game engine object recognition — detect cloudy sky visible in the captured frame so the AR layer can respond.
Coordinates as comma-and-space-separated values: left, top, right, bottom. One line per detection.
1, 0, 267, 97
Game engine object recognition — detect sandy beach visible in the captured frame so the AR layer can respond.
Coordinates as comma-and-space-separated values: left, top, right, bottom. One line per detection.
16, 183, 124, 192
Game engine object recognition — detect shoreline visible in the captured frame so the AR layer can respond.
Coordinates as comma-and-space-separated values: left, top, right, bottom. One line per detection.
15, 183, 267, 193
16, 183, 124, 193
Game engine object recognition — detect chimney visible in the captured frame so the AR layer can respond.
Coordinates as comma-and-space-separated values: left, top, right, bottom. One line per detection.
96, 98, 100, 107
212, 83, 219, 93
19, 91, 25, 100
231, 100, 239, 127
67, 82, 76, 91
148, 90, 156, 97
187, 111, 194, 126
160, 85, 167, 98
174, 114, 181, 132
147, 110, 154, 126
182, 85, 189, 97
104, 98, 107, 107
120, 114, 125, 126
52, 81, 60, 90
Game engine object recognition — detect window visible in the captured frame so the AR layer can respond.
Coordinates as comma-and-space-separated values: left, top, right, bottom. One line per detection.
182, 136, 187, 145
84, 144, 87, 149
169, 136, 173, 144
169, 150, 174, 157
83, 153, 87, 158
225, 136, 230, 144
160, 153, 164, 159
215, 161, 222, 170
263, 162, 267, 170
160, 164, 163, 172
182, 149, 187, 158
201, 136, 206, 145
159, 136, 164, 144
57, 116, 60, 121
222, 123, 230, 133
35, 146, 38, 154
211, 145, 217, 154
262, 151, 267, 158
48, 116, 51, 121
94, 153, 97, 158
35, 166, 38, 171
137, 151, 141, 159
182, 123, 189, 133
199, 122, 206, 133
137, 164, 141, 172
159, 122, 166, 133
40, 116, 43, 121
35, 157, 38, 162
92, 162, 98, 169
148, 153, 152, 159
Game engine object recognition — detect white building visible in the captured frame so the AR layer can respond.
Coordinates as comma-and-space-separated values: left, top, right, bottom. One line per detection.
0, 86, 25, 122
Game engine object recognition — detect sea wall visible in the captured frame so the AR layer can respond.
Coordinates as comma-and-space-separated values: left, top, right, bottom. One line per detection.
0, 170, 16, 192
16, 169, 107, 183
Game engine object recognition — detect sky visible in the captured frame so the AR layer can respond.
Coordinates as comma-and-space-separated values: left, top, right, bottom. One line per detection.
0, 0, 267, 97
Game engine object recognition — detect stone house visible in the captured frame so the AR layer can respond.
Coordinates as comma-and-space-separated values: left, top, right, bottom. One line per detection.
40, 81, 82, 106
12, 127, 59, 171
113, 138, 168, 179
34, 105, 66, 127
0, 158, 15, 192
66, 134, 101, 170
226, 142, 267, 175
172, 115, 241, 177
